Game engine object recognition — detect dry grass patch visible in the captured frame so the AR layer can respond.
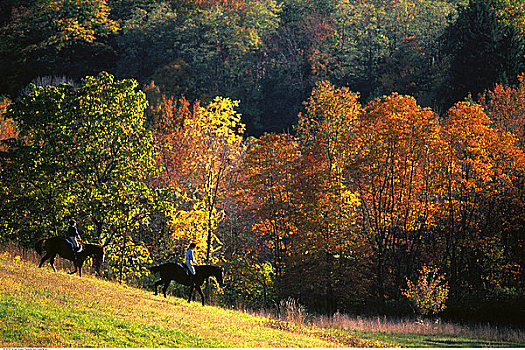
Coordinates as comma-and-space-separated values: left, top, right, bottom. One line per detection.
314, 312, 525, 345
0, 254, 382, 348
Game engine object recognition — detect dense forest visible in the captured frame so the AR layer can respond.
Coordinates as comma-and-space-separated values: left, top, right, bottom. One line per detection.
1, 0, 525, 325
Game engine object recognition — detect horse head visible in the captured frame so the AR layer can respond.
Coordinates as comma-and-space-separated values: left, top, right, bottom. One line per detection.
86, 243, 105, 274
214, 266, 225, 288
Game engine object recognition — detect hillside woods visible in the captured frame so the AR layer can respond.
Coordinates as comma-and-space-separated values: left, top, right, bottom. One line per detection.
0, 255, 384, 347
1, 0, 525, 323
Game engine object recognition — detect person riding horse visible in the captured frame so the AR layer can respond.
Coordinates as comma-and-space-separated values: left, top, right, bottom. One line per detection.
66, 219, 83, 262
185, 243, 198, 286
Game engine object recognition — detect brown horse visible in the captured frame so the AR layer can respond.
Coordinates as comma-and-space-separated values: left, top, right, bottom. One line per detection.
148, 263, 224, 305
35, 237, 105, 277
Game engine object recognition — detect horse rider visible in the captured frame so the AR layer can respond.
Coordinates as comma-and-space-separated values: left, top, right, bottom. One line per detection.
185, 242, 198, 286
66, 219, 83, 261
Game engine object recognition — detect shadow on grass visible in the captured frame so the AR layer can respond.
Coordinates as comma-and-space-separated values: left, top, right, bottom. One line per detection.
424, 337, 522, 348
358, 331, 525, 348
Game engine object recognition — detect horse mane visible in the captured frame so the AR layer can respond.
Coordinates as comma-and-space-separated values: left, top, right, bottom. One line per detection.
82, 242, 104, 256
195, 264, 223, 276
196, 264, 221, 270
84, 242, 103, 248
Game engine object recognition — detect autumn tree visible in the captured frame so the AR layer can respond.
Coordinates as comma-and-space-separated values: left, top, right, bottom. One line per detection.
438, 101, 525, 293
291, 81, 368, 312
0, 0, 119, 96
0, 97, 17, 241
402, 265, 449, 317
478, 80, 525, 289
150, 94, 245, 266
0, 97, 16, 145
233, 133, 300, 285
352, 93, 444, 302
480, 75, 525, 146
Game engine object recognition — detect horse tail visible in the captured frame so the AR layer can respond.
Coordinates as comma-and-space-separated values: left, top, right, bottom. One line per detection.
148, 265, 162, 274
35, 238, 46, 255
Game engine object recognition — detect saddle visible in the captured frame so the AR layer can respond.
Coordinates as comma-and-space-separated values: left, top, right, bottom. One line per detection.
66, 237, 83, 253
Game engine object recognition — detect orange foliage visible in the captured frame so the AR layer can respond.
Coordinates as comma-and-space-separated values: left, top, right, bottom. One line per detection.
150, 95, 200, 189
351, 93, 444, 298
480, 75, 525, 147
235, 133, 300, 277
439, 100, 525, 289
0, 97, 17, 150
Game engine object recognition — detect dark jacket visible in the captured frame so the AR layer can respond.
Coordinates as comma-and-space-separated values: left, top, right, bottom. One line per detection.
68, 224, 80, 239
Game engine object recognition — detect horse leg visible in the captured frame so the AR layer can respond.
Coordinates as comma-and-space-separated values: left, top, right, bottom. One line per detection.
68, 262, 77, 275
154, 280, 163, 295
187, 286, 194, 303
49, 255, 57, 272
39, 254, 50, 268
162, 280, 171, 298
196, 286, 205, 306
77, 259, 84, 277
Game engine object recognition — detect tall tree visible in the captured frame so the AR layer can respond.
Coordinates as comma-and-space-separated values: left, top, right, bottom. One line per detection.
353, 93, 444, 302
478, 79, 525, 290
292, 81, 367, 312
151, 94, 245, 264
0, 72, 157, 247
235, 133, 300, 279
439, 0, 525, 109
438, 100, 525, 293
0, 0, 119, 96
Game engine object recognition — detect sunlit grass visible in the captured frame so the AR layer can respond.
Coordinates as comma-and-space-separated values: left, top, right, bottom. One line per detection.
3, 247, 523, 348
0, 254, 381, 347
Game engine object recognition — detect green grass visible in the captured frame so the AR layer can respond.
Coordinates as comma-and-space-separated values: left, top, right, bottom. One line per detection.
1, 295, 226, 347
353, 330, 525, 348
0, 256, 382, 347
2, 253, 523, 348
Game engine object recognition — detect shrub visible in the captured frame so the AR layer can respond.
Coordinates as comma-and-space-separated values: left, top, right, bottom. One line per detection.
402, 265, 449, 316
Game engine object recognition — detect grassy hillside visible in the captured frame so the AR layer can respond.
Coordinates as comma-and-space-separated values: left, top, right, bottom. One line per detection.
2, 253, 523, 348
0, 255, 383, 348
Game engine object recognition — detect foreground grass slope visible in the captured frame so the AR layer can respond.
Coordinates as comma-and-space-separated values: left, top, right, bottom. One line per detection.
0, 256, 382, 347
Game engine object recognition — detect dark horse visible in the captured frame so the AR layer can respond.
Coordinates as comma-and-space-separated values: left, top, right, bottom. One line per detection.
35, 237, 105, 277
148, 263, 224, 305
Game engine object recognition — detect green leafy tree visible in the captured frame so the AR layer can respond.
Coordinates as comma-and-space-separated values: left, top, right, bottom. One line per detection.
114, 3, 182, 87
0, 72, 157, 249
333, 0, 457, 104
222, 256, 275, 308
439, 0, 525, 109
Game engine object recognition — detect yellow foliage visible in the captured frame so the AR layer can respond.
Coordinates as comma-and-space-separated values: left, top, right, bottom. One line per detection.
402, 265, 449, 316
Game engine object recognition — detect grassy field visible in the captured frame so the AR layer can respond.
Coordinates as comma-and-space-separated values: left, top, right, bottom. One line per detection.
0, 254, 384, 347
354, 331, 524, 348
1, 251, 524, 348
312, 312, 525, 348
